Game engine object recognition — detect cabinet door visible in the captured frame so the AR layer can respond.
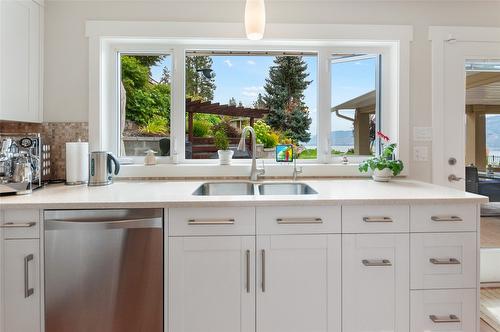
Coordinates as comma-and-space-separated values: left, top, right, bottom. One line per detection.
2, 239, 41, 332
256, 235, 341, 332
169, 236, 255, 332
0, 0, 42, 122
343, 234, 409, 332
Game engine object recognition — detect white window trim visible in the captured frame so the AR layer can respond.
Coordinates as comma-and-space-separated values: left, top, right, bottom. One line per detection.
86, 21, 412, 178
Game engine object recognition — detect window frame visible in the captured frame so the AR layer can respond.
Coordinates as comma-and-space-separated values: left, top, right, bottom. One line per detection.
87, 22, 411, 176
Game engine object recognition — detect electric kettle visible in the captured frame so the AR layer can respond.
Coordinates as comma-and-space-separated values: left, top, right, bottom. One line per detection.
88, 151, 120, 186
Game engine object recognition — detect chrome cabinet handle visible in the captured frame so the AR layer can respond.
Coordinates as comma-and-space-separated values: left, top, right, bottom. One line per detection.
276, 217, 323, 224
362, 216, 393, 223
188, 219, 235, 225
261, 249, 266, 292
430, 258, 461, 265
245, 250, 250, 293
0, 222, 36, 228
362, 259, 392, 267
24, 254, 34, 298
431, 216, 463, 222
429, 314, 461, 323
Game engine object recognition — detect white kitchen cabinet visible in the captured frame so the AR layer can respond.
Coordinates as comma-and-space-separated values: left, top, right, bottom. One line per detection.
342, 233, 410, 332
1, 239, 41, 332
0, 0, 43, 122
169, 236, 255, 332
256, 234, 341, 332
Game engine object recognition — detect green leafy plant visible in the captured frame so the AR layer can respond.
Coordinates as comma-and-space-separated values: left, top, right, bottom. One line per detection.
358, 132, 404, 176
214, 129, 230, 151
254, 120, 279, 148
139, 116, 168, 136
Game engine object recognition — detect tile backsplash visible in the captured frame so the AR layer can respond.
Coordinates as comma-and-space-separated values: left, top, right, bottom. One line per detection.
0, 121, 89, 180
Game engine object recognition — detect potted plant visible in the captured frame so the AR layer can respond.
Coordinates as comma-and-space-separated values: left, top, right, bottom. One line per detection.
214, 129, 233, 165
358, 131, 404, 182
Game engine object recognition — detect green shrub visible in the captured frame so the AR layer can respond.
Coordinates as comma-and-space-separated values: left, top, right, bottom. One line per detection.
214, 130, 230, 151
140, 116, 168, 136
254, 120, 279, 148
192, 119, 211, 137
212, 120, 240, 138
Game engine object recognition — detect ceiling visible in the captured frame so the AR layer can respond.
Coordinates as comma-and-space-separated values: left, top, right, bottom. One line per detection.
466, 72, 500, 106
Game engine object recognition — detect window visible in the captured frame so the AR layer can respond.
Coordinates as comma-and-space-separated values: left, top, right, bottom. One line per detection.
119, 53, 172, 157
184, 51, 317, 160
330, 54, 380, 157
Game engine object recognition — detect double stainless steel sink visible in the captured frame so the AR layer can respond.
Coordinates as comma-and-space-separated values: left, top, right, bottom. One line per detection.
192, 181, 318, 196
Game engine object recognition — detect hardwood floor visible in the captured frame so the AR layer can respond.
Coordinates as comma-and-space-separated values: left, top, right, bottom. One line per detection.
482, 319, 498, 332
481, 217, 500, 248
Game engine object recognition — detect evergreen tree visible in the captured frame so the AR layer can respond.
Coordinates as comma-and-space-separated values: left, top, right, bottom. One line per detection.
253, 93, 266, 109
228, 97, 237, 106
262, 56, 312, 143
185, 56, 216, 101
238, 101, 244, 108
160, 67, 171, 84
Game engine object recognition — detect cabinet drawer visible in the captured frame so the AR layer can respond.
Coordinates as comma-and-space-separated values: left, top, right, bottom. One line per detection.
411, 289, 476, 332
411, 233, 477, 289
169, 207, 255, 236
256, 206, 340, 234
1, 210, 40, 239
410, 204, 477, 232
342, 204, 409, 233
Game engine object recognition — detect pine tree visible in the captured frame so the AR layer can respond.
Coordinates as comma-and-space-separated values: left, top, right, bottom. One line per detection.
253, 93, 266, 109
160, 67, 171, 84
228, 97, 237, 106
185, 56, 216, 101
262, 56, 312, 142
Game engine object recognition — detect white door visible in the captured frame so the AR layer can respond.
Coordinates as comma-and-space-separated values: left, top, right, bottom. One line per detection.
2, 239, 41, 332
342, 233, 409, 332
256, 234, 341, 332
431, 32, 500, 188
0, 0, 42, 123
169, 236, 255, 332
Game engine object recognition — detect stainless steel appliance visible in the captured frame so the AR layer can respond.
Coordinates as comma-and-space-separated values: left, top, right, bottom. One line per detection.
0, 133, 46, 195
44, 209, 164, 332
89, 151, 120, 186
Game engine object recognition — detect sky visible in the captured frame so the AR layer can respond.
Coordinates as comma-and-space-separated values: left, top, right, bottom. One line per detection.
150, 54, 377, 143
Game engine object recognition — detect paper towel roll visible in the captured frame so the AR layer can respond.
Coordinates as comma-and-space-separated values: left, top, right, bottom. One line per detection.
65, 142, 89, 184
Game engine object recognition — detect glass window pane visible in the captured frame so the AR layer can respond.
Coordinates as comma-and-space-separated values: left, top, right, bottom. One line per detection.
331, 54, 379, 157
184, 51, 317, 160
119, 54, 172, 157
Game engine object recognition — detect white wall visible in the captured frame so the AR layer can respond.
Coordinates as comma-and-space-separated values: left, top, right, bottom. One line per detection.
43, 0, 500, 182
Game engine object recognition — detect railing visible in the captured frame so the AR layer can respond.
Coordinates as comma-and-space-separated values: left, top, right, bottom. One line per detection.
487, 155, 500, 165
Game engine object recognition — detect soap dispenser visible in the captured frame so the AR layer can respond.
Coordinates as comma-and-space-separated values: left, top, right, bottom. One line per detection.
144, 150, 157, 166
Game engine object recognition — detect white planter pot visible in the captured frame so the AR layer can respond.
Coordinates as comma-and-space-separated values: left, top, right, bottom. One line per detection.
218, 150, 234, 165
372, 168, 393, 182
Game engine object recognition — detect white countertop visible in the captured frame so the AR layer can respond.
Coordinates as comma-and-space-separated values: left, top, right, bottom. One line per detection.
0, 179, 488, 209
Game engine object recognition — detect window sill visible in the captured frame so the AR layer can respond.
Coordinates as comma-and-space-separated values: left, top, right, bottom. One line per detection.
117, 163, 381, 178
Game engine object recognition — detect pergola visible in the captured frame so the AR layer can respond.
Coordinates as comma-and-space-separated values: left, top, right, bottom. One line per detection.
185, 98, 270, 158
465, 72, 500, 169
331, 90, 376, 155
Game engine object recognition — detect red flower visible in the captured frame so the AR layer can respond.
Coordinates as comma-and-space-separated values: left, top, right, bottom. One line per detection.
376, 131, 390, 141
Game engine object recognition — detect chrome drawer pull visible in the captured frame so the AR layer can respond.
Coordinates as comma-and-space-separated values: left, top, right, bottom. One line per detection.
188, 219, 235, 225
245, 250, 250, 293
362, 259, 392, 267
276, 217, 323, 224
431, 216, 463, 222
429, 314, 461, 323
261, 249, 266, 292
0, 222, 36, 228
430, 258, 461, 265
363, 216, 393, 223
24, 254, 34, 298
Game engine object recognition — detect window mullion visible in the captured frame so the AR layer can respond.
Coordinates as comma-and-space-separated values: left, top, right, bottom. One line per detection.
171, 46, 186, 163
317, 48, 333, 163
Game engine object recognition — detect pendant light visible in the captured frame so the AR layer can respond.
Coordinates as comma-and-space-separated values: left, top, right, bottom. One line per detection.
245, 0, 266, 40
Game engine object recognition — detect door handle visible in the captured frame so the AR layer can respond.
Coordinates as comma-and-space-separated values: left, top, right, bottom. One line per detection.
0, 222, 36, 228
429, 314, 461, 323
245, 250, 250, 293
188, 218, 235, 225
261, 249, 266, 292
362, 216, 393, 223
448, 174, 463, 182
24, 254, 34, 298
362, 259, 392, 267
430, 258, 461, 265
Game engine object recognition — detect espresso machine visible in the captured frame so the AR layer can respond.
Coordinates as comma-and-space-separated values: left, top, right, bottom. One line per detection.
0, 133, 47, 195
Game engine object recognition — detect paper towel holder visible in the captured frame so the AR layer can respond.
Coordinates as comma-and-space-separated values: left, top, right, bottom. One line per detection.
65, 141, 89, 186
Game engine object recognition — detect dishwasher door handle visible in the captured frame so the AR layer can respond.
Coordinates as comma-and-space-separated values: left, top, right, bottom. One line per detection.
45, 218, 162, 230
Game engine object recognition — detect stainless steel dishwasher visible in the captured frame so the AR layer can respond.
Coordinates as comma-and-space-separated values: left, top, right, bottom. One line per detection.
44, 209, 163, 332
